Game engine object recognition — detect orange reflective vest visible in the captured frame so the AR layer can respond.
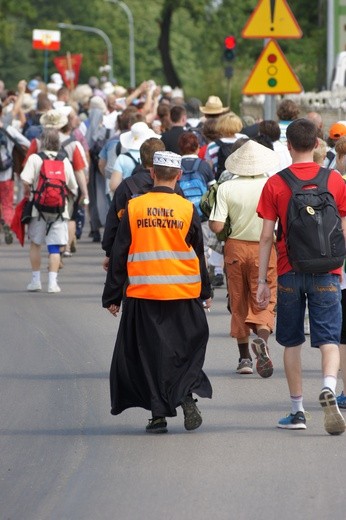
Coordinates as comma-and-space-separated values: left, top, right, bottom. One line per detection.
126, 191, 201, 300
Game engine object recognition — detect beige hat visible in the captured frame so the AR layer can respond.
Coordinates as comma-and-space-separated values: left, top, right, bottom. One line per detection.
200, 96, 229, 115
40, 109, 68, 129
114, 85, 127, 97
225, 140, 280, 177
153, 151, 182, 169
21, 93, 36, 113
120, 122, 159, 150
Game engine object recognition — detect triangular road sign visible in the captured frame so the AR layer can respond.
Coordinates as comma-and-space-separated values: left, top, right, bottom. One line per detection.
242, 0, 302, 39
242, 39, 303, 95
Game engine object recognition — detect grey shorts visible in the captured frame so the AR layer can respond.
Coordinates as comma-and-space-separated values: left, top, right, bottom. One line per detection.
28, 217, 68, 246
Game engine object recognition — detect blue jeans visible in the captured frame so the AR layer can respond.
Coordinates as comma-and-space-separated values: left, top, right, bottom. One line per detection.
276, 271, 341, 348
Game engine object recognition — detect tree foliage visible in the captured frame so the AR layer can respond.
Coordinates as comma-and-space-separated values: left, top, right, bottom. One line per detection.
0, 0, 328, 111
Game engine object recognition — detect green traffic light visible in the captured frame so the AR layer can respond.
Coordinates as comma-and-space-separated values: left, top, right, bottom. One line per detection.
268, 78, 277, 87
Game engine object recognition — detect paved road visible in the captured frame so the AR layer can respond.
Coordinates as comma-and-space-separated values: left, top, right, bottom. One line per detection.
1, 232, 346, 520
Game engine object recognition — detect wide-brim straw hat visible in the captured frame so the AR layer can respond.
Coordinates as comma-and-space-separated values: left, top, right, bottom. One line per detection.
225, 140, 280, 177
120, 122, 160, 150
200, 96, 229, 115
40, 109, 68, 129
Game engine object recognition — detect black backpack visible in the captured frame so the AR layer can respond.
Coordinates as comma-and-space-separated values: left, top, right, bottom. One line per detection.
277, 167, 346, 273
215, 139, 234, 180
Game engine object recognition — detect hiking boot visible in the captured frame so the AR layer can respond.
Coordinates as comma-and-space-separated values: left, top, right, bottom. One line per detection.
181, 395, 202, 431
27, 280, 42, 292
251, 338, 273, 378
236, 358, 253, 375
337, 391, 346, 409
277, 411, 307, 430
146, 417, 168, 434
2, 223, 13, 244
319, 387, 346, 435
48, 283, 61, 294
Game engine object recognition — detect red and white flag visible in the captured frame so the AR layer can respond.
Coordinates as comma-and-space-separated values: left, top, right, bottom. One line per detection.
32, 29, 61, 51
53, 54, 83, 90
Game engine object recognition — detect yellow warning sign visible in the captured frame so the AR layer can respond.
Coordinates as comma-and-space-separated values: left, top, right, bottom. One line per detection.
242, 39, 303, 95
242, 0, 302, 39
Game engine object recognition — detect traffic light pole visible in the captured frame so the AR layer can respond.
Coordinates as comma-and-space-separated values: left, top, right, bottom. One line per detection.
227, 78, 232, 108
264, 94, 276, 120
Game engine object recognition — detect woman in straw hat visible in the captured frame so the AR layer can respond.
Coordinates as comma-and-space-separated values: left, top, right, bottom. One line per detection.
209, 140, 279, 378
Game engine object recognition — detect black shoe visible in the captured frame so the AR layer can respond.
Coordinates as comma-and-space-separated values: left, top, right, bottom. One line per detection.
211, 273, 224, 287
181, 396, 202, 431
92, 230, 101, 243
146, 417, 168, 434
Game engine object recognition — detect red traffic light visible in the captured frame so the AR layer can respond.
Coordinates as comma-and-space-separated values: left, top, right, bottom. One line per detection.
224, 36, 236, 49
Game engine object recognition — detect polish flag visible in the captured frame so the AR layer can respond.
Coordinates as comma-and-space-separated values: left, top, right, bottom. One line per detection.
32, 30, 61, 51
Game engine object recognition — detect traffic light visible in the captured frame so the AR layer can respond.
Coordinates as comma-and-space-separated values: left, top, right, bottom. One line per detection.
224, 35, 236, 61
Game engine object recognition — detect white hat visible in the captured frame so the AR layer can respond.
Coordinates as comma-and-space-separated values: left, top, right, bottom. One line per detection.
225, 140, 280, 177
200, 96, 229, 115
89, 95, 107, 114
153, 151, 182, 169
120, 122, 159, 150
40, 109, 68, 129
51, 73, 63, 86
102, 81, 115, 96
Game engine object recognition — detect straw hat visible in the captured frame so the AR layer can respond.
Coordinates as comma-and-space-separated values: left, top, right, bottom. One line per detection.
120, 122, 159, 150
153, 151, 182, 169
200, 96, 229, 115
40, 109, 68, 129
225, 140, 280, 177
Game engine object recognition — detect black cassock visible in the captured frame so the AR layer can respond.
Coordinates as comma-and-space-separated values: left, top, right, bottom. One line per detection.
102, 187, 213, 418
110, 297, 212, 417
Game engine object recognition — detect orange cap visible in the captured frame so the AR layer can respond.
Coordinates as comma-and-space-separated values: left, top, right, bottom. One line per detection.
329, 122, 346, 140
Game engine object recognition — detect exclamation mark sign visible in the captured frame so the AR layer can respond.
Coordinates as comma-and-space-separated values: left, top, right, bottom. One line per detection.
270, 0, 276, 31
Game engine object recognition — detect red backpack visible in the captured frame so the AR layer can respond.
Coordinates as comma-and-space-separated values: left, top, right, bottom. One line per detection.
33, 151, 68, 219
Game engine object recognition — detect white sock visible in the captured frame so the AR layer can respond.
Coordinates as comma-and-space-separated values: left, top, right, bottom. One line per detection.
48, 271, 58, 286
323, 375, 337, 394
291, 395, 304, 414
32, 271, 41, 283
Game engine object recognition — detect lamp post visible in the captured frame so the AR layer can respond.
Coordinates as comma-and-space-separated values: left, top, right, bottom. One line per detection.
105, 0, 136, 88
57, 23, 115, 82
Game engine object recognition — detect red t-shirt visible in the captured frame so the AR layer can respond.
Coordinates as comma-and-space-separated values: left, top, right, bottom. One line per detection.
257, 163, 346, 276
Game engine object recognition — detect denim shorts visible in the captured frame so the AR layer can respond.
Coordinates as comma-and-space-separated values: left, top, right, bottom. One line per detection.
276, 271, 341, 348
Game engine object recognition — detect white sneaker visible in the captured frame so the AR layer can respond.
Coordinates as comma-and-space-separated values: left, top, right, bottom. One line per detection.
48, 283, 61, 293
27, 280, 42, 292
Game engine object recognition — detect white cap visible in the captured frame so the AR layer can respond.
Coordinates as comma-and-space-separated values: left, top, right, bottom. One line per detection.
153, 151, 182, 169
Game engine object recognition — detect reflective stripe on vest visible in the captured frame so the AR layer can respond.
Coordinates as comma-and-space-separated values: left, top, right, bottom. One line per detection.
126, 191, 201, 300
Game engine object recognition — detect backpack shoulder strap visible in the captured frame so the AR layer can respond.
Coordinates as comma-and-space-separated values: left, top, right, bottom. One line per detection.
56, 148, 68, 162
311, 166, 331, 190
125, 175, 140, 196
61, 135, 76, 149
124, 152, 139, 165
38, 151, 48, 161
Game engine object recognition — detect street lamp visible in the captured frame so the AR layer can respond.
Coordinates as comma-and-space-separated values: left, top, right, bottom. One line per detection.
105, 0, 136, 88
57, 23, 115, 82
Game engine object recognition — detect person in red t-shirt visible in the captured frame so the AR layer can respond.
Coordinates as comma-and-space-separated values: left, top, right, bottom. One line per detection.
257, 118, 346, 435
